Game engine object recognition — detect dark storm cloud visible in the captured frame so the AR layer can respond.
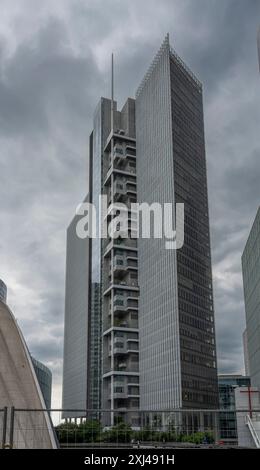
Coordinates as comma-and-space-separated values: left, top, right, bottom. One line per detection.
177, 0, 260, 91
0, 0, 259, 405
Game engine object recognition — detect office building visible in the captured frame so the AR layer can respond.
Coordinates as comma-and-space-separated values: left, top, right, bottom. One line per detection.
31, 357, 52, 409
242, 206, 260, 389
219, 374, 251, 409
62, 196, 91, 417
62, 36, 219, 420
136, 35, 218, 410
0, 279, 7, 303
243, 329, 250, 376
218, 374, 251, 441
63, 98, 138, 424
90, 97, 139, 424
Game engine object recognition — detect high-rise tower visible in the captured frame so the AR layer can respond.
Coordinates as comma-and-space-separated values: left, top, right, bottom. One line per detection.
89, 96, 139, 425
242, 207, 260, 390
62, 37, 219, 421
136, 36, 219, 410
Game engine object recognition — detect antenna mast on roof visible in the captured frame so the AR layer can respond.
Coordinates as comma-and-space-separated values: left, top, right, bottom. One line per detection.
111, 53, 114, 133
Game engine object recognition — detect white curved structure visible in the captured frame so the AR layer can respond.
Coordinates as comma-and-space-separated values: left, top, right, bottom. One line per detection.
0, 299, 57, 448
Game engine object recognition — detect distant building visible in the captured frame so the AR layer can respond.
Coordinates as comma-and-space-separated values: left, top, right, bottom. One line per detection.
218, 374, 251, 441
219, 374, 251, 409
0, 279, 7, 303
31, 357, 52, 409
62, 195, 92, 418
242, 207, 260, 389
243, 329, 250, 376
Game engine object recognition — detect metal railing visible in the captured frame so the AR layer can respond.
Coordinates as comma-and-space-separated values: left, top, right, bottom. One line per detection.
0, 408, 7, 449
1, 408, 260, 449
245, 414, 260, 448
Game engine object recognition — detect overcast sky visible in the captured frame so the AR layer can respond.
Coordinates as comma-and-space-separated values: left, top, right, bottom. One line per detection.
0, 0, 260, 408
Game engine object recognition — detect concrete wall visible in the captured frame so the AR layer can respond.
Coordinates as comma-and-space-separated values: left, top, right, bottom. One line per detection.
0, 300, 56, 448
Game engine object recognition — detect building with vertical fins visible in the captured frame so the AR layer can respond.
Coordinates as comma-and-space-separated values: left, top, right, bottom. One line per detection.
136, 35, 218, 410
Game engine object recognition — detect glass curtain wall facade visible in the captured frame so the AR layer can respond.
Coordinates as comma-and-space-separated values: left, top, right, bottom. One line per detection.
62, 196, 91, 418
32, 357, 52, 409
242, 206, 260, 390
0, 279, 7, 303
218, 374, 250, 440
136, 36, 218, 410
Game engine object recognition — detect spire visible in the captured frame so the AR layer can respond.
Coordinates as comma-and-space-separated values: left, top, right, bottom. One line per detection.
257, 27, 260, 73
111, 53, 114, 133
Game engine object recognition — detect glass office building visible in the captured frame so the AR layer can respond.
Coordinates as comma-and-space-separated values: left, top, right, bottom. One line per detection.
62, 196, 91, 417
0, 279, 7, 303
218, 374, 250, 440
242, 206, 260, 389
32, 357, 52, 410
136, 35, 218, 410
62, 37, 219, 419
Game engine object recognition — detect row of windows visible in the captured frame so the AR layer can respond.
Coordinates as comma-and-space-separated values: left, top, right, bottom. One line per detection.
186, 231, 209, 256
171, 82, 203, 117
174, 151, 206, 186
178, 263, 212, 290
173, 134, 206, 176
182, 378, 217, 393
179, 300, 213, 323
177, 251, 210, 276
174, 162, 208, 203
172, 105, 204, 143
182, 391, 218, 405
180, 337, 215, 357
179, 312, 215, 335
175, 181, 208, 212
172, 91, 203, 126
179, 286, 213, 310
170, 59, 202, 104
181, 351, 216, 369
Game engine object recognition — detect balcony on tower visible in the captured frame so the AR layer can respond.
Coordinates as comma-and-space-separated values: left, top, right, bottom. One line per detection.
113, 144, 126, 165
113, 180, 127, 202
113, 255, 127, 277
113, 294, 128, 314
125, 145, 136, 159
109, 336, 127, 356
117, 361, 127, 371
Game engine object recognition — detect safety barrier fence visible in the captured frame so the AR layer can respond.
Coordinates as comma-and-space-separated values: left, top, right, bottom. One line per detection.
1, 408, 260, 448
